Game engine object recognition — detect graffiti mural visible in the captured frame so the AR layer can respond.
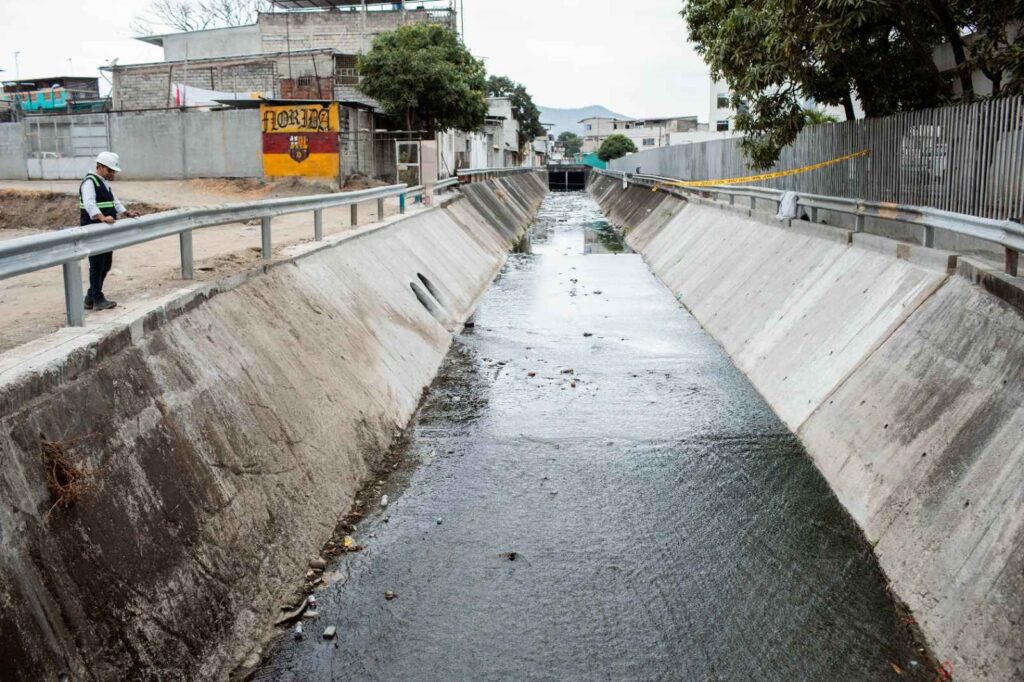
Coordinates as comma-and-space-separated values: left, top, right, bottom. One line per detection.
261, 103, 339, 178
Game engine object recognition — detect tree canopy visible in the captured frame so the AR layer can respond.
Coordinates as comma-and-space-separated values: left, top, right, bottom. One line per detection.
682, 0, 1024, 168
132, 0, 270, 34
557, 131, 583, 157
486, 76, 546, 149
358, 24, 488, 135
597, 134, 637, 162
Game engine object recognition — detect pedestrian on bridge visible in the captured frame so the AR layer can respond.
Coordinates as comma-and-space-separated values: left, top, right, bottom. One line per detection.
79, 152, 138, 311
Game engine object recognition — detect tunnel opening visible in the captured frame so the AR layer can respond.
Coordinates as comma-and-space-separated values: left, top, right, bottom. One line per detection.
548, 165, 589, 192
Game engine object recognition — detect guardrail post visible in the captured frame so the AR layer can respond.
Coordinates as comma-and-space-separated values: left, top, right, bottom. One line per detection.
749, 196, 756, 211
399, 192, 406, 214
728, 194, 735, 207
1006, 248, 1019, 277
62, 259, 84, 327
314, 209, 323, 241
923, 225, 935, 248
179, 229, 194, 279
377, 197, 385, 221
855, 214, 865, 233
351, 203, 358, 226
809, 206, 818, 223
261, 216, 272, 261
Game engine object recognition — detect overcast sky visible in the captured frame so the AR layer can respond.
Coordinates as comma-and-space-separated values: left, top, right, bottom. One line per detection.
0, 0, 712, 121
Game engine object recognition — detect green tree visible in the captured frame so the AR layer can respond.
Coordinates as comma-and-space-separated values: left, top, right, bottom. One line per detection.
486, 76, 546, 149
358, 24, 488, 135
803, 108, 838, 125
681, 0, 1023, 168
557, 131, 583, 157
597, 134, 637, 162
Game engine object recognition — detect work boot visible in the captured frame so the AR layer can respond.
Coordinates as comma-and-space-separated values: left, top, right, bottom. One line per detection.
83, 295, 94, 310
92, 295, 117, 311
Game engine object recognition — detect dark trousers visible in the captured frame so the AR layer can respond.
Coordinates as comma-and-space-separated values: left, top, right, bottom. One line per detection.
87, 251, 113, 299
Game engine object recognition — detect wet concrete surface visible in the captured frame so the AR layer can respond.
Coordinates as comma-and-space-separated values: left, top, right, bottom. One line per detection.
254, 193, 931, 681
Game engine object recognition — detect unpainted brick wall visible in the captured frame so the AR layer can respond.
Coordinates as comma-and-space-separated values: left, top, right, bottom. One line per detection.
113, 60, 278, 111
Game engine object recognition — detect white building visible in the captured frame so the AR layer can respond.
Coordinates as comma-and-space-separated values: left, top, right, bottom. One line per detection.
580, 115, 704, 154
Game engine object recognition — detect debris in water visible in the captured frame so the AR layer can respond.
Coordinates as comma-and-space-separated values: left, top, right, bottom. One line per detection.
561, 368, 574, 374
500, 552, 518, 562
303, 610, 320, 619
343, 536, 355, 548
384, 590, 397, 601
381, 494, 389, 508
293, 622, 304, 640
436, 518, 443, 525
322, 626, 337, 640
583, 332, 593, 337
309, 558, 327, 570
276, 597, 309, 625
570, 381, 577, 388
528, 372, 536, 378
593, 290, 603, 295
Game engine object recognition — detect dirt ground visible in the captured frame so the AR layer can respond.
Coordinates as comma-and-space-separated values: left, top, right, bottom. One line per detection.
0, 178, 404, 354
0, 191, 170, 232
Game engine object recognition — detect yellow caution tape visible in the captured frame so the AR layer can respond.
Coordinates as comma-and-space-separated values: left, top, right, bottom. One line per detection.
652, 149, 870, 191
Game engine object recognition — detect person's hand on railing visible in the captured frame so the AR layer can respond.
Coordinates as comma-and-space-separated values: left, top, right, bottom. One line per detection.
123, 210, 140, 219
93, 214, 116, 225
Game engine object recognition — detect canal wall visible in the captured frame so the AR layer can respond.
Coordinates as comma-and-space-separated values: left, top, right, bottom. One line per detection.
0, 171, 547, 681
589, 174, 1023, 681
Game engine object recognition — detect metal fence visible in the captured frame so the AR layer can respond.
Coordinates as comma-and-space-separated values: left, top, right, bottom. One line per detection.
610, 96, 1024, 222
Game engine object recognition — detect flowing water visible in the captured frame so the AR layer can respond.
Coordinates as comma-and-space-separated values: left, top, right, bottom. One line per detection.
255, 192, 930, 681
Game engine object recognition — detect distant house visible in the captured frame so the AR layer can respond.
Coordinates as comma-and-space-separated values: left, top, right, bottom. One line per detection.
579, 115, 704, 154
0, 76, 104, 114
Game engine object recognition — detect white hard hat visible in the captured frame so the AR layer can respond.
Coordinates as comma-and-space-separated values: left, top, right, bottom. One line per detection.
96, 151, 121, 173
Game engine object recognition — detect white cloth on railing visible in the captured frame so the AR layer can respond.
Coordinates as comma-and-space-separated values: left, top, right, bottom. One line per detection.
777, 191, 799, 220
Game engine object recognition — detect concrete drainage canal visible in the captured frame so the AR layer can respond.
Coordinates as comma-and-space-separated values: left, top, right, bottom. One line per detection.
253, 192, 935, 680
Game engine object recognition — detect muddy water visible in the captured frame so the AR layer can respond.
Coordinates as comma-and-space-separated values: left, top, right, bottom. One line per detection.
255, 193, 929, 681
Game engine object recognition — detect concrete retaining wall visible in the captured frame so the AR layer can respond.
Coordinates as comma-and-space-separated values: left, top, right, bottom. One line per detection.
589, 174, 1023, 681
0, 122, 28, 179
109, 109, 263, 180
0, 172, 547, 681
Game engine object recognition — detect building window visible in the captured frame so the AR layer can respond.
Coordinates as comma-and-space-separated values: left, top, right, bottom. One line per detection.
643, 138, 656, 146
716, 120, 730, 132
613, 123, 618, 130
585, 124, 592, 131
717, 94, 730, 109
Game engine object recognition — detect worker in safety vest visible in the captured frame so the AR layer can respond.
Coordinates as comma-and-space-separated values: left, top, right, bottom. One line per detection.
79, 151, 138, 310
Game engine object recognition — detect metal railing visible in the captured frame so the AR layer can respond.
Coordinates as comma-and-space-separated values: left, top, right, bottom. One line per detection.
610, 96, 1024, 222
457, 167, 541, 183
596, 169, 1024, 277
0, 182, 444, 327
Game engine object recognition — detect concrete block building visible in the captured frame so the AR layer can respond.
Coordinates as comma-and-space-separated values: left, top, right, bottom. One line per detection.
108, 1, 458, 111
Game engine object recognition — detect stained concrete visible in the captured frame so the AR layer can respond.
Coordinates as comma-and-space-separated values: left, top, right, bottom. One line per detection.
0, 172, 547, 681
589, 174, 1024, 681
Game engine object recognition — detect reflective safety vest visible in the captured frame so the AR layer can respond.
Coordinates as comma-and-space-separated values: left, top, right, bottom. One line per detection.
79, 173, 117, 226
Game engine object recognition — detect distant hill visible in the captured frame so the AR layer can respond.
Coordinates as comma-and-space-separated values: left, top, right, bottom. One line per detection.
537, 105, 631, 139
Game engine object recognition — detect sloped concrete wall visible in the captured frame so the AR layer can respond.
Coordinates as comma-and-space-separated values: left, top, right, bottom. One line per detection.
0, 171, 548, 681
589, 174, 1023, 681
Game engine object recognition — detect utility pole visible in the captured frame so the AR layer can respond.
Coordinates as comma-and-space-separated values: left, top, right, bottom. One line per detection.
14, 51, 20, 81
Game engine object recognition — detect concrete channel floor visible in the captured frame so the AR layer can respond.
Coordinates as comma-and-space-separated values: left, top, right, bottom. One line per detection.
254, 193, 929, 681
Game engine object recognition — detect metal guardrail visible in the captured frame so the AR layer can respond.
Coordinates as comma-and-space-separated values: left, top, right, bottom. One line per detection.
0, 180, 455, 327
457, 167, 542, 183
596, 169, 1024, 277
